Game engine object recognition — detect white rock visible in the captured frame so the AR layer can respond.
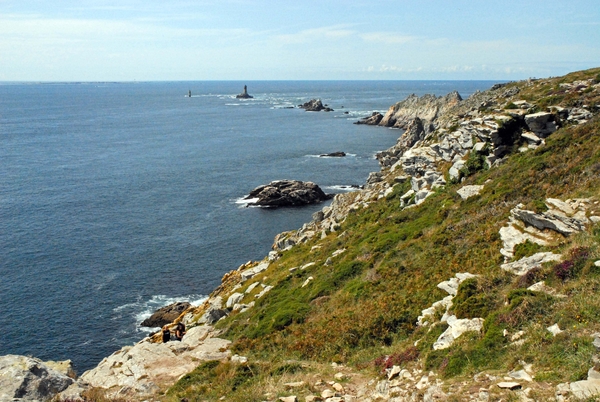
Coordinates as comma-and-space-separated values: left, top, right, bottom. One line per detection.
245, 282, 260, 294
569, 379, 600, 399
255, 285, 273, 298
437, 277, 460, 296
546, 198, 575, 215
497, 381, 522, 390
433, 316, 484, 350
231, 354, 248, 364
301, 262, 316, 270
547, 324, 563, 336
331, 248, 346, 258
388, 365, 402, 380
302, 277, 314, 288
457, 185, 484, 200
499, 224, 548, 259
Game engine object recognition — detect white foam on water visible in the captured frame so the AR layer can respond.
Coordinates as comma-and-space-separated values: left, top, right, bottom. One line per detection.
235, 196, 259, 206
113, 293, 208, 331
323, 184, 362, 192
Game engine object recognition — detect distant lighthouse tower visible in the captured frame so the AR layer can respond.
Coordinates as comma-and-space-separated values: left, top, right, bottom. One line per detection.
236, 85, 253, 99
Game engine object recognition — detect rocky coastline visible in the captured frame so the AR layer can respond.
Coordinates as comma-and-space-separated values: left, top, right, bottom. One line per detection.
3, 69, 600, 401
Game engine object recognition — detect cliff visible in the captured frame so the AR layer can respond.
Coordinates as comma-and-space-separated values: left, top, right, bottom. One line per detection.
5, 68, 600, 402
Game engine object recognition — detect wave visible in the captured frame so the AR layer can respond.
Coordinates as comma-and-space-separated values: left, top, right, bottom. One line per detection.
113, 294, 207, 329
323, 184, 362, 192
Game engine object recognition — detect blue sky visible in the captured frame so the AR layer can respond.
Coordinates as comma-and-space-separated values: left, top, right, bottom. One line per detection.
1, 0, 599, 81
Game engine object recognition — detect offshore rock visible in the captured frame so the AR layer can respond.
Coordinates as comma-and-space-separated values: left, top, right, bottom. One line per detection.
0, 355, 74, 401
141, 302, 191, 328
299, 99, 333, 112
319, 151, 346, 157
244, 180, 333, 207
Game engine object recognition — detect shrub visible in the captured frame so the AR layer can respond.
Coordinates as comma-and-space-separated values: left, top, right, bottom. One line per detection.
553, 246, 590, 281
373, 346, 420, 372
505, 102, 518, 109
515, 266, 545, 288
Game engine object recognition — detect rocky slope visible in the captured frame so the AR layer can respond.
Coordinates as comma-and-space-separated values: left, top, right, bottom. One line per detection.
3, 68, 600, 402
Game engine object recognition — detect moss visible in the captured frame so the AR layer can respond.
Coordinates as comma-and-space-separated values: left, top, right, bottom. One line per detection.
513, 240, 543, 260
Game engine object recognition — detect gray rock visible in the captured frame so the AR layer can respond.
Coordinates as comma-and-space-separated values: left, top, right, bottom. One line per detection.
508, 369, 533, 382
140, 302, 191, 328
199, 305, 228, 324
501, 252, 562, 276
512, 206, 586, 235
524, 112, 557, 137
226, 292, 244, 309
0, 355, 74, 401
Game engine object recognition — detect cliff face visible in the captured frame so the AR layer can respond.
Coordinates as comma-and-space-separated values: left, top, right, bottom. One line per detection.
379, 91, 463, 132
11, 68, 600, 402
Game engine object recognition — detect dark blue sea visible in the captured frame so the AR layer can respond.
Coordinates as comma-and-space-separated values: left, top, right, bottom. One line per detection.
0, 80, 496, 372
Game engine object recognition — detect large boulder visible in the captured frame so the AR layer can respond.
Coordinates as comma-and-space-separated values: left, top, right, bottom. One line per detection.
0, 355, 74, 401
140, 302, 191, 328
244, 180, 333, 207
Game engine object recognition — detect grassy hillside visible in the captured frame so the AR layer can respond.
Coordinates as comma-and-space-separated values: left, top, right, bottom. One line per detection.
164, 68, 600, 401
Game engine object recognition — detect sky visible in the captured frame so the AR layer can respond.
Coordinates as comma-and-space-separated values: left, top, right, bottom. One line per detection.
0, 0, 599, 81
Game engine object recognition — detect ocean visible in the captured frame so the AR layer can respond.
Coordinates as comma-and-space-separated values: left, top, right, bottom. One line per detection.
0, 80, 496, 373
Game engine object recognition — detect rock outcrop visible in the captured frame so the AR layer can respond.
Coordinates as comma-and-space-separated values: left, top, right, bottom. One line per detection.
354, 112, 384, 125
140, 301, 191, 328
0, 355, 74, 401
244, 180, 333, 207
62, 326, 230, 399
379, 91, 463, 132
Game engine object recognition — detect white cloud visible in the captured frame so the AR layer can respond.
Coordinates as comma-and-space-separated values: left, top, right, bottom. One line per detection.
275, 25, 355, 45
361, 32, 415, 45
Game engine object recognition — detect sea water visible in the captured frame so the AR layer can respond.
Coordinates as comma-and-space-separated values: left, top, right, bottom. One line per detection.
0, 80, 495, 372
